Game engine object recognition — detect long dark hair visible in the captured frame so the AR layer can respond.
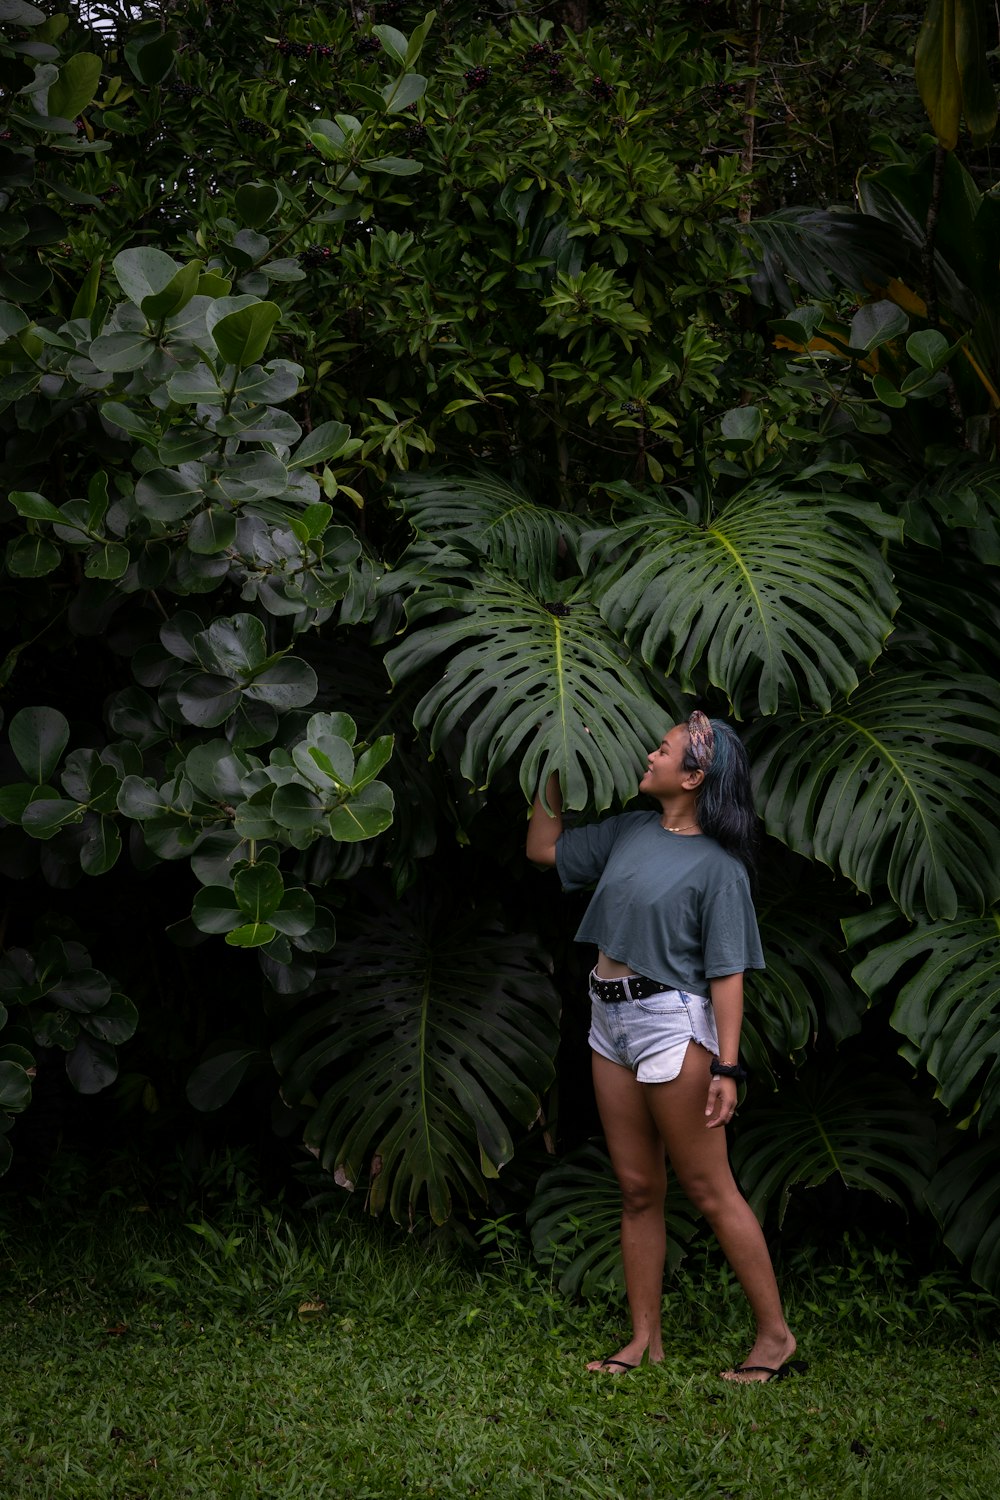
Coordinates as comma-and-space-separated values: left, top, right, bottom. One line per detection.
682, 716, 759, 877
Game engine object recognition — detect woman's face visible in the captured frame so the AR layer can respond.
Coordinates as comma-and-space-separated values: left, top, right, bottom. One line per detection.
638, 724, 701, 800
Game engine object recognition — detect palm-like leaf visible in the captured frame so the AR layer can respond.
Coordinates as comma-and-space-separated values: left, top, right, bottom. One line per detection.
581, 478, 899, 715
925, 1130, 1000, 1293
748, 672, 1000, 920
742, 206, 921, 312
271, 890, 561, 1225
526, 1144, 700, 1299
848, 906, 1000, 1129
392, 470, 583, 596
385, 570, 680, 811
730, 1065, 935, 1225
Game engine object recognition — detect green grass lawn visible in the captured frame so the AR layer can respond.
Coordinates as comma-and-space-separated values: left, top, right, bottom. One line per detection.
1, 1209, 998, 1499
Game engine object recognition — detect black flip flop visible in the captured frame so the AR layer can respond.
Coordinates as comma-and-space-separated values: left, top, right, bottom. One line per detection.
721, 1358, 806, 1383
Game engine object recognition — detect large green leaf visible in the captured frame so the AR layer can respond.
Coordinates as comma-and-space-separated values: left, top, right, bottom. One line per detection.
730, 1065, 935, 1225
46, 52, 102, 121
582, 478, 899, 716
527, 1143, 700, 1299
748, 672, 1000, 920
744, 208, 920, 312
849, 906, 1000, 1129
211, 302, 281, 368
924, 1130, 1000, 1292
385, 571, 677, 812
392, 471, 584, 597
272, 893, 561, 1224
915, 0, 997, 149
186, 1045, 269, 1111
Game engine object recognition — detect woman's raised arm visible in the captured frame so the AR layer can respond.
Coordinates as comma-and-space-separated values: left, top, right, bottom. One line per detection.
525, 772, 563, 867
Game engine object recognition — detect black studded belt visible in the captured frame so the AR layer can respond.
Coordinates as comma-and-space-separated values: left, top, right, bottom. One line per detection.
589, 972, 668, 1004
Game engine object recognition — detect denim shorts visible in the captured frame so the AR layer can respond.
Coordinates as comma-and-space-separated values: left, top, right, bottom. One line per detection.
587, 969, 719, 1084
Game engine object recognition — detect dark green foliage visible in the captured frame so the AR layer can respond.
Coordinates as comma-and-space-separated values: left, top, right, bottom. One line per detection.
1, 0, 1000, 1295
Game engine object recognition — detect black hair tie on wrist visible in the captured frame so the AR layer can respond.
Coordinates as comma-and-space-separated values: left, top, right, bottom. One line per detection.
710, 1058, 748, 1083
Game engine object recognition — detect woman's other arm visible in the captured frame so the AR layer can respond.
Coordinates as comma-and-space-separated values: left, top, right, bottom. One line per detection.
705, 971, 744, 1128
526, 772, 563, 867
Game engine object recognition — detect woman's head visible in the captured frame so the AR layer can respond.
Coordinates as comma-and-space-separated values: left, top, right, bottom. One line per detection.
681, 712, 759, 874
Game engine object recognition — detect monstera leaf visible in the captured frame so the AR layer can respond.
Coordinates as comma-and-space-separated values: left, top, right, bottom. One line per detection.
925, 1129, 1000, 1293
581, 477, 899, 716
749, 672, 1000, 920
392, 470, 584, 596
271, 890, 561, 1224
385, 570, 679, 812
527, 1143, 700, 1299
848, 905, 1000, 1129
744, 855, 868, 1077
730, 1064, 935, 1225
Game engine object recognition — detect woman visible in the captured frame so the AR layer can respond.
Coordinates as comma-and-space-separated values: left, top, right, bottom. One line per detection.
526, 711, 797, 1382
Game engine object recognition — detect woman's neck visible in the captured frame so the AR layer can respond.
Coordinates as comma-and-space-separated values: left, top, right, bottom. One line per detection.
658, 799, 700, 832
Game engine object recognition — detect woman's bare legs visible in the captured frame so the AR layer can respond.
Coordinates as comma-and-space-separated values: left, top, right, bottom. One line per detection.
590, 1043, 795, 1379
587, 1053, 669, 1370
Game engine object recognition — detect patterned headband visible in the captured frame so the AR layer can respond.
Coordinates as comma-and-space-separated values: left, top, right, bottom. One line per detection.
686, 710, 715, 771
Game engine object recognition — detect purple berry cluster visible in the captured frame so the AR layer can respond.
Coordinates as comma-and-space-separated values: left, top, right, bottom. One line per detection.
275, 40, 335, 59
713, 82, 741, 103
463, 64, 492, 91
519, 43, 567, 93
590, 75, 614, 102
237, 117, 271, 138
405, 121, 427, 146
300, 246, 334, 267
168, 81, 203, 100
354, 36, 382, 58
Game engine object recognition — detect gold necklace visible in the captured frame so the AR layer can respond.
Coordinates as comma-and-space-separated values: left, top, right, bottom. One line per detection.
661, 821, 699, 833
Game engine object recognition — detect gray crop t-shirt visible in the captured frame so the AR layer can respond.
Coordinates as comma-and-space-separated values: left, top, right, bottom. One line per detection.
555, 811, 765, 996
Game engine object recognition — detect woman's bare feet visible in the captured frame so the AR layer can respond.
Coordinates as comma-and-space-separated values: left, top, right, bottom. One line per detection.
587, 1337, 664, 1374
719, 1326, 797, 1383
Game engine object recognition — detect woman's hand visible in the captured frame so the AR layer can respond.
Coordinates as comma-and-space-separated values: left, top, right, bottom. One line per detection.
705, 1074, 738, 1128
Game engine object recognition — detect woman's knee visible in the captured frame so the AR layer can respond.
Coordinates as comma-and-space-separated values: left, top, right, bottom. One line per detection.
676, 1169, 738, 1219
617, 1169, 667, 1217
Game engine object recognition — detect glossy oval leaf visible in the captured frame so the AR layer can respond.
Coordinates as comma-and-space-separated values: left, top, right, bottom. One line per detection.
0, 1060, 32, 1113
187, 1044, 267, 1111
327, 782, 394, 842
65, 1032, 118, 1094
79, 992, 139, 1045
191, 885, 243, 935
234, 863, 284, 922
9, 706, 70, 784
211, 301, 281, 368
112, 246, 181, 307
